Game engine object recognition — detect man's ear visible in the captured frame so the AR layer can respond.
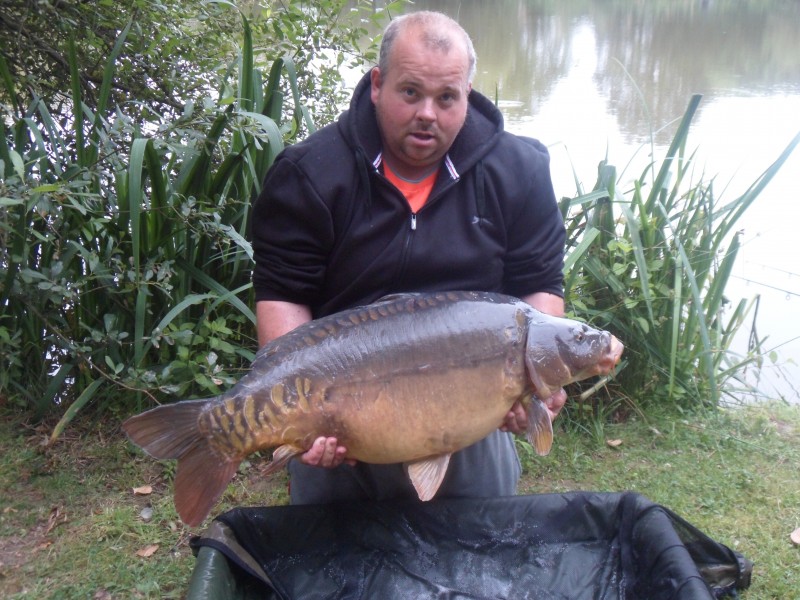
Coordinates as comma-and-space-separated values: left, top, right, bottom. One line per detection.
370, 67, 382, 104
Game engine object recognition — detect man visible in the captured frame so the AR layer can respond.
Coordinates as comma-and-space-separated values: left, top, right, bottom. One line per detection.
251, 11, 567, 504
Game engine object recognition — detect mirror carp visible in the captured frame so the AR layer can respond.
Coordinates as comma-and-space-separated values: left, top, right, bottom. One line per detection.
123, 291, 623, 526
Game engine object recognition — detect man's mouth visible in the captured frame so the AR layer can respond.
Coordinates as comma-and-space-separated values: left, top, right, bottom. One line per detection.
410, 131, 436, 142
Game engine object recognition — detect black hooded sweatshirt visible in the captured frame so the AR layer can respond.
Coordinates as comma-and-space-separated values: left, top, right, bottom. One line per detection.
251, 71, 565, 318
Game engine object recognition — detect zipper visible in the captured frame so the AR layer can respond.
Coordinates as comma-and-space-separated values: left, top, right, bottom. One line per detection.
371, 163, 459, 284
397, 209, 417, 286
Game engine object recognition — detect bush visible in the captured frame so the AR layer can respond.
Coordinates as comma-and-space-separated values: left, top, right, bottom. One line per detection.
0, 3, 389, 430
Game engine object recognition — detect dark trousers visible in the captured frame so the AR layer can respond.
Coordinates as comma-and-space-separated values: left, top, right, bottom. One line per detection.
287, 430, 522, 505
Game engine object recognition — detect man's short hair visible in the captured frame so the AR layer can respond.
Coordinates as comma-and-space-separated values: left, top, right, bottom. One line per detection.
378, 11, 477, 84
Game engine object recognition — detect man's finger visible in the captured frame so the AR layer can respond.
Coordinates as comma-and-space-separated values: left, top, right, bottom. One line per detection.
300, 436, 326, 466
543, 388, 567, 420
320, 437, 338, 466
301, 437, 354, 468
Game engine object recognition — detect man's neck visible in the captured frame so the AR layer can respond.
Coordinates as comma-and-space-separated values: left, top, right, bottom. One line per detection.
381, 156, 441, 182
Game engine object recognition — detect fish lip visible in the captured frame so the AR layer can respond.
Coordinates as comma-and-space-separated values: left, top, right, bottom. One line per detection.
609, 335, 624, 362
597, 335, 625, 374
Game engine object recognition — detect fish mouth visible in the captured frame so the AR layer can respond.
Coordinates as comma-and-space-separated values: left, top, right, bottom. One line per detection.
532, 333, 624, 397
598, 335, 624, 374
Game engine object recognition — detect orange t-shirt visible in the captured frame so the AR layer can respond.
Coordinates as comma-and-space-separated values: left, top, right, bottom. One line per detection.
384, 163, 438, 213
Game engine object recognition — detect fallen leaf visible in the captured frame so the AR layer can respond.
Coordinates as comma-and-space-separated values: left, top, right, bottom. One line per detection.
94, 588, 113, 600
136, 544, 159, 558
133, 485, 153, 496
606, 439, 623, 448
45, 506, 67, 534
791, 528, 800, 546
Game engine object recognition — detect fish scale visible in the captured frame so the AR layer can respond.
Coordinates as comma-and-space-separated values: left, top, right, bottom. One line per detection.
123, 291, 623, 527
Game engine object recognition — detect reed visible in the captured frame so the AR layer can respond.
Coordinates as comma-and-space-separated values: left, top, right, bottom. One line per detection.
562, 94, 800, 410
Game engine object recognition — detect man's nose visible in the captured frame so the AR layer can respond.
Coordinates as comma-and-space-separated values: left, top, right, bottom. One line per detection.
416, 98, 436, 122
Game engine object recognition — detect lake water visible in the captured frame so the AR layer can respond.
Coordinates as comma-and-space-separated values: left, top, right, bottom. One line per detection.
400, 0, 800, 403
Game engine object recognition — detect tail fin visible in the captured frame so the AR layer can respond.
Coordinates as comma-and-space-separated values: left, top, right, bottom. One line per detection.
122, 400, 241, 527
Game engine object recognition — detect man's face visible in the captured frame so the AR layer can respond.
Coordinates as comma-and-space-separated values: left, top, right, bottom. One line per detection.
370, 27, 471, 180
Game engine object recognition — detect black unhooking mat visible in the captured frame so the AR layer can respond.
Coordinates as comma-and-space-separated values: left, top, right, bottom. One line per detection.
187, 492, 752, 600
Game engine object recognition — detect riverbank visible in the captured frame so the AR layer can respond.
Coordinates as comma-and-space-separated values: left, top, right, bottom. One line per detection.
0, 402, 797, 598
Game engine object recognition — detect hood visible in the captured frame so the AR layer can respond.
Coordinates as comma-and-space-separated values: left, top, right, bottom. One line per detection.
337, 70, 506, 176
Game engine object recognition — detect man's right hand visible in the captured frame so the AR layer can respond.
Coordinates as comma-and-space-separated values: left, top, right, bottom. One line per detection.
300, 436, 356, 468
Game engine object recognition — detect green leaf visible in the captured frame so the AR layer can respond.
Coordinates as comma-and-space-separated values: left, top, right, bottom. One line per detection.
86, 20, 132, 168
104, 355, 123, 374
0, 53, 17, 109
9, 149, 24, 180
239, 111, 284, 157
128, 137, 148, 264
635, 317, 650, 334
50, 378, 105, 443
32, 183, 62, 193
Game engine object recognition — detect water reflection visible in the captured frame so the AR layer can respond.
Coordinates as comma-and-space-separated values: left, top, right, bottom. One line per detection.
409, 0, 800, 144
591, 1, 800, 143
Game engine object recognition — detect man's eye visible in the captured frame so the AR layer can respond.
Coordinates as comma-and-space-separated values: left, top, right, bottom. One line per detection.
439, 92, 459, 106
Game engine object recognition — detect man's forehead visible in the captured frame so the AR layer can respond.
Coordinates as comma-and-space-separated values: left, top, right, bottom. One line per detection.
390, 67, 469, 94
387, 35, 470, 88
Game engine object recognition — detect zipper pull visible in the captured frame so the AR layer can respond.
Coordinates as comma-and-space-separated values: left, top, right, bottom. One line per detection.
411, 213, 417, 231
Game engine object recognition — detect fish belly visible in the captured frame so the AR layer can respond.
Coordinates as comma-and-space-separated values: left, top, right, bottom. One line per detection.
223, 292, 532, 463
313, 357, 528, 463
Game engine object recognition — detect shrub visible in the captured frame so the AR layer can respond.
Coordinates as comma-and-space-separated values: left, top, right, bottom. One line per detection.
0, 4, 389, 431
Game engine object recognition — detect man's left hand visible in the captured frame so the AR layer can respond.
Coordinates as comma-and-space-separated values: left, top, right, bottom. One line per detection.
500, 388, 568, 434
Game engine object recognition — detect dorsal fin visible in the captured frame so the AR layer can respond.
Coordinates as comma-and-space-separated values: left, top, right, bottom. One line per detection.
374, 292, 419, 303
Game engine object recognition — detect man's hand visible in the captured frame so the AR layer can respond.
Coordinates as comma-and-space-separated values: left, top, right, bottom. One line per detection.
500, 388, 568, 434
299, 436, 357, 468
500, 400, 529, 435
541, 388, 567, 421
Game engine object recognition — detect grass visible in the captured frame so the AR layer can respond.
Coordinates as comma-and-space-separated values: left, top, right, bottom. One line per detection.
519, 401, 800, 598
0, 402, 797, 599
0, 407, 289, 599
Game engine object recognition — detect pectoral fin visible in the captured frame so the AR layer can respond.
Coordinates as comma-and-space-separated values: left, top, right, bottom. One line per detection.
527, 399, 554, 456
262, 444, 305, 476
405, 453, 452, 501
